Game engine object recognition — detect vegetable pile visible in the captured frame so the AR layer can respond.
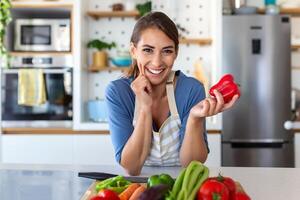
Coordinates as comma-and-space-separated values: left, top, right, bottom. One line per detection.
88, 161, 251, 200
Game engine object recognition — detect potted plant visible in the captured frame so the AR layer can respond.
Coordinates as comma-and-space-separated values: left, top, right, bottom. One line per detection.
0, 0, 12, 68
87, 39, 116, 70
136, 1, 151, 16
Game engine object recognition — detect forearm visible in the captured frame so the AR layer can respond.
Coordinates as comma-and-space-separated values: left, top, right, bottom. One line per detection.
180, 116, 208, 167
121, 107, 152, 175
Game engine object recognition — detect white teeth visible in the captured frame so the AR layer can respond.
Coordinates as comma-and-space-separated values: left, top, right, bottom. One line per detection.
148, 68, 164, 74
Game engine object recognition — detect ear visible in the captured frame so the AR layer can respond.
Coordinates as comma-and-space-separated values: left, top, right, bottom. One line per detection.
130, 42, 137, 59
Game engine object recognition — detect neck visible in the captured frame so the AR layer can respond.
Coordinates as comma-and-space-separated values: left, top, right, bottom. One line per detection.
151, 83, 167, 100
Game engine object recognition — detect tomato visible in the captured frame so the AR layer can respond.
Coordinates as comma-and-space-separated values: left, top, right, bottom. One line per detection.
90, 195, 102, 200
213, 176, 236, 200
234, 192, 251, 200
97, 189, 120, 200
209, 74, 240, 103
197, 179, 229, 200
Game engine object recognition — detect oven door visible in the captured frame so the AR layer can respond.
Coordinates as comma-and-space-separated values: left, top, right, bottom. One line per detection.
1, 68, 72, 127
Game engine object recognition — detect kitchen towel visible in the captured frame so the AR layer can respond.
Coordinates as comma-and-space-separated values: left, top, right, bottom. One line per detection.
18, 68, 46, 106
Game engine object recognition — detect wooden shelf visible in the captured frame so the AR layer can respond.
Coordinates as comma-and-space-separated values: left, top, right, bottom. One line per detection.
87, 10, 140, 19
11, 1, 73, 9
292, 66, 300, 70
179, 38, 212, 46
9, 51, 72, 56
87, 66, 130, 72
257, 7, 300, 15
292, 45, 300, 51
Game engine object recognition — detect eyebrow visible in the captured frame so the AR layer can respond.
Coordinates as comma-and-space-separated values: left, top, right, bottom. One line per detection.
142, 44, 175, 49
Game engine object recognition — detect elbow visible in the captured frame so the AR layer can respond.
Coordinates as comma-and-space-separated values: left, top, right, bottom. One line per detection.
122, 165, 142, 176
125, 168, 142, 176
120, 160, 143, 176
181, 151, 208, 167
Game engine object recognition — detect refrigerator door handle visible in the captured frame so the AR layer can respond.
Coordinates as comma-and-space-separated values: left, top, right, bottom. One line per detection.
284, 121, 300, 130
227, 139, 286, 148
228, 139, 286, 143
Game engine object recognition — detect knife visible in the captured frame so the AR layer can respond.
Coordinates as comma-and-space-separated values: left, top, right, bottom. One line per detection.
78, 172, 148, 183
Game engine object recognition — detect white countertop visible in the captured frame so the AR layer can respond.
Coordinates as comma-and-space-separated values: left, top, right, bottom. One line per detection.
1, 163, 300, 200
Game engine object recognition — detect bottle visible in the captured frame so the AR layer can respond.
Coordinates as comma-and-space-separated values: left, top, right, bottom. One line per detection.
265, 0, 280, 14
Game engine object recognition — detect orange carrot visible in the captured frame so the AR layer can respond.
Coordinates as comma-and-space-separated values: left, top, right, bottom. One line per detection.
128, 185, 147, 200
119, 183, 140, 200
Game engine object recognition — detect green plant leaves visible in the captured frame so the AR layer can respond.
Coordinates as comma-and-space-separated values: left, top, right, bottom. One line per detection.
87, 39, 116, 51
0, 0, 12, 67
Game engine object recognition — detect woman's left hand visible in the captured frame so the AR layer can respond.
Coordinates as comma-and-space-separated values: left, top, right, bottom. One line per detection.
190, 90, 239, 119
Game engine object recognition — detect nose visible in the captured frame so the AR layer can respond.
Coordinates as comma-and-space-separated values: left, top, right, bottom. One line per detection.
151, 52, 162, 67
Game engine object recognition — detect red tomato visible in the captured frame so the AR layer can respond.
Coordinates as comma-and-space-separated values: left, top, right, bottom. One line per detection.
90, 195, 102, 200
197, 179, 229, 200
97, 189, 120, 200
235, 192, 251, 200
213, 176, 236, 200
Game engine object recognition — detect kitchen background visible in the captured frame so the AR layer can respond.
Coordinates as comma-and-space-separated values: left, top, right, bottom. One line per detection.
0, 0, 299, 168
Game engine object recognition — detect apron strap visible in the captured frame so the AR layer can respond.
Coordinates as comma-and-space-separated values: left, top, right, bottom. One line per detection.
166, 71, 179, 116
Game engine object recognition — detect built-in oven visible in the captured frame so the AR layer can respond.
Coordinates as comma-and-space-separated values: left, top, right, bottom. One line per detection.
1, 55, 73, 128
14, 19, 70, 52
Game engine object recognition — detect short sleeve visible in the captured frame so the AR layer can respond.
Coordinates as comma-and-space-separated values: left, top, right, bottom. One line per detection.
105, 80, 135, 163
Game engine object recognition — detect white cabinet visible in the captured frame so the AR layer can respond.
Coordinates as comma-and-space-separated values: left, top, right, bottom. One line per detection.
1, 134, 117, 165
1, 135, 73, 164
73, 135, 116, 165
205, 134, 221, 167
295, 133, 300, 168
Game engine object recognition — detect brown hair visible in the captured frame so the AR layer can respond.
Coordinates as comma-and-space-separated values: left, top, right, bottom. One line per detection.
126, 11, 179, 78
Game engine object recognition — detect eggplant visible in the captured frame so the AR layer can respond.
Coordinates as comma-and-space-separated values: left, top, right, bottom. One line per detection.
138, 184, 170, 200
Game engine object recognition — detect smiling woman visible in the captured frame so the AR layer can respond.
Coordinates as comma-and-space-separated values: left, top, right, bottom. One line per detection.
104, 12, 239, 175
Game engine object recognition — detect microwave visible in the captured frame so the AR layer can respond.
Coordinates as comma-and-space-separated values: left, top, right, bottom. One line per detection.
14, 19, 70, 52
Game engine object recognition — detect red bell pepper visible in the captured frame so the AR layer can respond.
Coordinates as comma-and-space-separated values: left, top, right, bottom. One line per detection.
90, 189, 120, 200
209, 74, 240, 103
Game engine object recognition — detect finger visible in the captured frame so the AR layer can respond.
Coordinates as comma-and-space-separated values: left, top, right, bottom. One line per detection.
142, 65, 146, 76
138, 75, 151, 94
135, 61, 143, 76
213, 90, 224, 112
137, 61, 145, 76
207, 98, 217, 115
201, 99, 210, 116
221, 94, 239, 111
145, 79, 152, 94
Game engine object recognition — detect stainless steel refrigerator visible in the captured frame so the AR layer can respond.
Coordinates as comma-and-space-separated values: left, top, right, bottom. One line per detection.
222, 15, 294, 167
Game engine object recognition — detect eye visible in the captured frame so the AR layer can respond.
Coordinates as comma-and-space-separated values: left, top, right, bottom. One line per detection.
162, 49, 174, 55
142, 48, 153, 53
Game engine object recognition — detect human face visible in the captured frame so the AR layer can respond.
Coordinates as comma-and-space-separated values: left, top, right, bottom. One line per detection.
130, 27, 177, 86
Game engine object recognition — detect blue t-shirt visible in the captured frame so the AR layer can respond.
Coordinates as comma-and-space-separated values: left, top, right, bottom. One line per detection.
105, 70, 209, 163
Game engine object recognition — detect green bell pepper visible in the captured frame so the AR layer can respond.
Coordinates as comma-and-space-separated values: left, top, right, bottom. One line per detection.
147, 173, 175, 188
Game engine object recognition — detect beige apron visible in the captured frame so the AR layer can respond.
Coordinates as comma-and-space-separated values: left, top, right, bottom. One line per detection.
133, 71, 181, 166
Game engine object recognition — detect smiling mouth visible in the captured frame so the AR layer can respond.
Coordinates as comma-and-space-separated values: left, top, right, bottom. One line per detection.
146, 68, 165, 75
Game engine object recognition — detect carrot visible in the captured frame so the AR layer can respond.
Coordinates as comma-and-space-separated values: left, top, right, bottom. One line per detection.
119, 183, 140, 200
128, 185, 147, 200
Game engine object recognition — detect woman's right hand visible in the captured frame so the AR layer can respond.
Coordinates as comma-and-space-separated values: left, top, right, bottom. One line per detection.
131, 69, 153, 108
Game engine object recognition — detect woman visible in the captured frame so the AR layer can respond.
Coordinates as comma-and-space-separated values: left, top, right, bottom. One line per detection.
105, 12, 238, 175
